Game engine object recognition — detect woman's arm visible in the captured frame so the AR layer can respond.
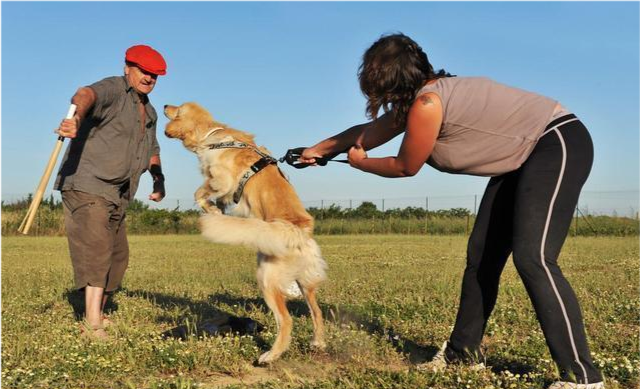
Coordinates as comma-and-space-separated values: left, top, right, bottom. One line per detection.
300, 112, 402, 163
348, 93, 442, 177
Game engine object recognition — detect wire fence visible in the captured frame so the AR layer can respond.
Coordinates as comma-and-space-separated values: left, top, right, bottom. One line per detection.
299, 191, 640, 218
3, 190, 637, 218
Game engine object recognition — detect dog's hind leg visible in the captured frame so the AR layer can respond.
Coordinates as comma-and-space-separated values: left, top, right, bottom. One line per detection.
300, 284, 326, 350
258, 287, 293, 364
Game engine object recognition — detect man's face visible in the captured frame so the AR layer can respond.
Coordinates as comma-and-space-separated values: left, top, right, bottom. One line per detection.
125, 64, 158, 95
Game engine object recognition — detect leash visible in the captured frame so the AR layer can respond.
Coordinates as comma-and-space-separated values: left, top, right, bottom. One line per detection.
204, 139, 349, 203
278, 147, 349, 169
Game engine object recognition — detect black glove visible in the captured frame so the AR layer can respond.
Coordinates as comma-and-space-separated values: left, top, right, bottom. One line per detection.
152, 173, 166, 198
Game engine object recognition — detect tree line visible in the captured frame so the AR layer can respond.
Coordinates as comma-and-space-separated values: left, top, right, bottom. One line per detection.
2, 196, 638, 237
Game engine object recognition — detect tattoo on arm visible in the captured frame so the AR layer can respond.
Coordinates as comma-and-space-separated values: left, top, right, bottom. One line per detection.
419, 95, 435, 106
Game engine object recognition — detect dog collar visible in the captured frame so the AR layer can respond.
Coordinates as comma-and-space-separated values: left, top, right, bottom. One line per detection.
201, 127, 224, 142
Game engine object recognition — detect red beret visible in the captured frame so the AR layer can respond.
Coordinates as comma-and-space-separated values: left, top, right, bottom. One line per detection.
125, 45, 167, 76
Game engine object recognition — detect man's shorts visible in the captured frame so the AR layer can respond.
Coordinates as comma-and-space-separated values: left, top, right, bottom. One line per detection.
61, 190, 128, 292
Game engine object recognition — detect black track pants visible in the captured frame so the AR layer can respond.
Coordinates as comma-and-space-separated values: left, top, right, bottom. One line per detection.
449, 114, 603, 384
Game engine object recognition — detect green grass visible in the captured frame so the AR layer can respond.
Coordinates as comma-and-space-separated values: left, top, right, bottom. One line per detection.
2, 235, 638, 388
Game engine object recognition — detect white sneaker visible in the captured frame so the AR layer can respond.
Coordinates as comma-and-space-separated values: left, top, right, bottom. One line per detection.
547, 381, 605, 389
415, 341, 485, 372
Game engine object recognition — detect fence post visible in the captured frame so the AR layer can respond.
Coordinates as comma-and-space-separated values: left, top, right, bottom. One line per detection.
466, 214, 470, 235
474, 195, 477, 215
382, 198, 385, 212
574, 207, 578, 236
425, 196, 429, 235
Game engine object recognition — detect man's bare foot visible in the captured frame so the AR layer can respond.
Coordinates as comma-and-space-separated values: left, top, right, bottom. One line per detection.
102, 315, 114, 328
80, 321, 109, 341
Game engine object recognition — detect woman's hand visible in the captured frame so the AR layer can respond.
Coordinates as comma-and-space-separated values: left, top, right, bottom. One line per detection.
347, 144, 367, 169
299, 147, 323, 165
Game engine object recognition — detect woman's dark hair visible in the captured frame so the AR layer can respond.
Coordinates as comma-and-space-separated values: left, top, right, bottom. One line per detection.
358, 33, 453, 130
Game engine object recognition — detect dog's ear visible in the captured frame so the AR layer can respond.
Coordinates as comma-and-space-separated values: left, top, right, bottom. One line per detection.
163, 104, 179, 120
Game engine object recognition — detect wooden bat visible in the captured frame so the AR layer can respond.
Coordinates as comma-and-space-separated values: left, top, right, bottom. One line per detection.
18, 104, 77, 235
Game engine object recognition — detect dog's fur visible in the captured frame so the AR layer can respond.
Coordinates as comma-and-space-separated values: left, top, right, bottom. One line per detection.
164, 102, 327, 364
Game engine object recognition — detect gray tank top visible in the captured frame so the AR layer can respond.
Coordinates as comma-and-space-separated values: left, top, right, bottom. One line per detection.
416, 77, 558, 176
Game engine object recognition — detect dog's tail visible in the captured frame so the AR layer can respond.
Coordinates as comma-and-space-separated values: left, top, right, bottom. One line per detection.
199, 213, 310, 257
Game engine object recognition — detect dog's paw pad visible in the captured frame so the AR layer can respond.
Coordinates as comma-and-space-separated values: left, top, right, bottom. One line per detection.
283, 282, 303, 298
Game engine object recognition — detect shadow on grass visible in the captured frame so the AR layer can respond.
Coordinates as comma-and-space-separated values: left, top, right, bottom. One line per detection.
208, 293, 538, 371
486, 357, 537, 375
122, 288, 265, 344
206, 291, 437, 364
326, 302, 439, 364
65, 287, 536, 372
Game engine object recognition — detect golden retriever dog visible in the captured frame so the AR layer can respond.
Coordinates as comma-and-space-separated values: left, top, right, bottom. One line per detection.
163, 102, 327, 364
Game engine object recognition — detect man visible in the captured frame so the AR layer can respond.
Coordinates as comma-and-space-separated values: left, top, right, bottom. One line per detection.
54, 44, 167, 339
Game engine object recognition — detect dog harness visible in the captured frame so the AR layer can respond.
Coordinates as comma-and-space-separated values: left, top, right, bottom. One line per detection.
206, 141, 279, 203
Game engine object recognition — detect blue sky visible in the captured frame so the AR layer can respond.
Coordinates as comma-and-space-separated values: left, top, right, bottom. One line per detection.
2, 2, 638, 214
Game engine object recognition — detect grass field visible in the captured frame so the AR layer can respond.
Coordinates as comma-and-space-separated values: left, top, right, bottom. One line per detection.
2, 235, 638, 389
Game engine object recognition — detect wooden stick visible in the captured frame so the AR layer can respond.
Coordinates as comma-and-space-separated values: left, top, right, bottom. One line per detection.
18, 104, 77, 235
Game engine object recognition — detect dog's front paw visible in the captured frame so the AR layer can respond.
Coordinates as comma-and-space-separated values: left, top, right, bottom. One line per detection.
206, 205, 222, 215
198, 199, 222, 215
257, 350, 281, 365
196, 198, 210, 210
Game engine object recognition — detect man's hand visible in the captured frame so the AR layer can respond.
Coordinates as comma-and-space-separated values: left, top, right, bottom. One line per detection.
55, 115, 80, 139
149, 191, 165, 202
347, 144, 367, 168
56, 87, 96, 138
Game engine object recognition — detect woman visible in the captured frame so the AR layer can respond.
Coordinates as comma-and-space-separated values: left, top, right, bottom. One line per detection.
299, 33, 604, 389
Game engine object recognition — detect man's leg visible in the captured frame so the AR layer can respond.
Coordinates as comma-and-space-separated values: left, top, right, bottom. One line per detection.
85, 286, 105, 330
105, 206, 129, 293
62, 190, 115, 338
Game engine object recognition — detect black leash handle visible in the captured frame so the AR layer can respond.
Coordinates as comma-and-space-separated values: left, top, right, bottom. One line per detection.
279, 147, 349, 169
